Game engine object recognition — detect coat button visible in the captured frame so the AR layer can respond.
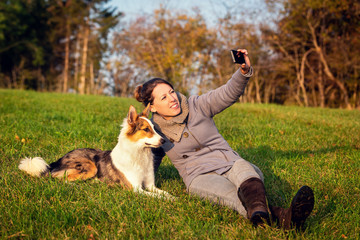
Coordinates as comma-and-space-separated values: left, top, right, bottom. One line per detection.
183, 132, 189, 138
182, 155, 189, 159
195, 147, 200, 151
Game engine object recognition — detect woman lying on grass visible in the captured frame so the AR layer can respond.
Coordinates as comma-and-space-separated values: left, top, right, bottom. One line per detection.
134, 49, 314, 230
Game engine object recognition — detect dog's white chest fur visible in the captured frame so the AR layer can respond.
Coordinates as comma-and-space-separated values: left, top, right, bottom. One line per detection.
110, 140, 154, 188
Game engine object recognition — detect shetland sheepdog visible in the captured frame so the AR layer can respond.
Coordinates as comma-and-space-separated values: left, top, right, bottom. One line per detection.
19, 105, 174, 199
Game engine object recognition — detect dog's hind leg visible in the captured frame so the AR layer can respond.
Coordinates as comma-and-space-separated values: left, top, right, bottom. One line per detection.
51, 158, 98, 181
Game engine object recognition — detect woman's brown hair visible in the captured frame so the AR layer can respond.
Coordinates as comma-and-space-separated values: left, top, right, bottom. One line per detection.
134, 78, 174, 106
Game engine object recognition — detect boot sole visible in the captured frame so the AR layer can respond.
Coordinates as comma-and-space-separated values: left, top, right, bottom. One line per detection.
290, 185, 315, 229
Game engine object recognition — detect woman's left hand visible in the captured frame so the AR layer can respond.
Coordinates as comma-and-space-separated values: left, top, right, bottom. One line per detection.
236, 49, 251, 74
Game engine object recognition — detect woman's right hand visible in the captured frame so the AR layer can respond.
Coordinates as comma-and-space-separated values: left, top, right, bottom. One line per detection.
237, 49, 251, 74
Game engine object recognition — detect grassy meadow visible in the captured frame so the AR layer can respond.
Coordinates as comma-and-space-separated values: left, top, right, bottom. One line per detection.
0, 89, 359, 239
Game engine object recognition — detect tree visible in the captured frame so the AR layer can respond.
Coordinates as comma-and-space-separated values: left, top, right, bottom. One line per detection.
263, 0, 360, 108
112, 7, 215, 95
0, 0, 121, 93
76, 0, 120, 94
0, 0, 50, 90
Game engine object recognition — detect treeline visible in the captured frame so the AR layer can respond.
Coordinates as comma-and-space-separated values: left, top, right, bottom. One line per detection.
0, 0, 120, 94
1, 0, 359, 109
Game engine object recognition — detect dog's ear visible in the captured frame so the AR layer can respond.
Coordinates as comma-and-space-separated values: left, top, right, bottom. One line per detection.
141, 103, 151, 118
127, 105, 138, 125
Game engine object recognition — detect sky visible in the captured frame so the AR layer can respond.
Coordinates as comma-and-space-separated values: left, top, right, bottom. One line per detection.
108, 0, 270, 26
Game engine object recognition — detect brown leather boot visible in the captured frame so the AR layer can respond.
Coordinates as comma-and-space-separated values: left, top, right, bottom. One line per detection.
269, 186, 314, 230
238, 178, 270, 227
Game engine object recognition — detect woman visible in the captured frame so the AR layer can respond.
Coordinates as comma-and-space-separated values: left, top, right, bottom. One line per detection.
134, 49, 314, 229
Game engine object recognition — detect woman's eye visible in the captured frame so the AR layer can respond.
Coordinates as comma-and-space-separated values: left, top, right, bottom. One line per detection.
143, 128, 150, 132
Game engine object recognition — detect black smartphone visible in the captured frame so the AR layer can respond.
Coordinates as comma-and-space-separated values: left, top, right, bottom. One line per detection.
230, 50, 245, 64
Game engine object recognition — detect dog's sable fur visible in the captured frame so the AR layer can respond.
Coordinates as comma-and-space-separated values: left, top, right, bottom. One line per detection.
19, 105, 174, 199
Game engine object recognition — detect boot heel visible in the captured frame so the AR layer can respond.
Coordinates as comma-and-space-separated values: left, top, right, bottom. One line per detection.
251, 211, 271, 227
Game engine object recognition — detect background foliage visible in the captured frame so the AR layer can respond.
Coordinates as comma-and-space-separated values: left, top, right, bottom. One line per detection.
1, 0, 359, 108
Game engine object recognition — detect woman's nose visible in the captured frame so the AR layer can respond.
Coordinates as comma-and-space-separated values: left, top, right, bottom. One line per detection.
169, 94, 176, 101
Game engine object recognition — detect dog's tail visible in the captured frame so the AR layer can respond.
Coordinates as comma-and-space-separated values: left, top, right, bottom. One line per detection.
19, 157, 50, 177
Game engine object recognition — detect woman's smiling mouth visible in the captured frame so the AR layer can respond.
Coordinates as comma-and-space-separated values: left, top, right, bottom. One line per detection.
171, 103, 179, 109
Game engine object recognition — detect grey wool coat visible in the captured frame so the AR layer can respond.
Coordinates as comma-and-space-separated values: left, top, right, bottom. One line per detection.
151, 67, 253, 189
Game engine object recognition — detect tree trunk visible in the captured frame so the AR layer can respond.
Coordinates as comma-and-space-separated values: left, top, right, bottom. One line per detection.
214, 61, 224, 86
254, 67, 261, 103
79, 23, 89, 95
12, 68, 18, 89
89, 61, 94, 94
317, 61, 325, 108
245, 80, 253, 103
5, 76, 12, 88
305, 57, 318, 107
73, 32, 81, 92
63, 17, 70, 93
264, 79, 272, 104
294, 83, 303, 106
37, 67, 46, 91
298, 48, 314, 107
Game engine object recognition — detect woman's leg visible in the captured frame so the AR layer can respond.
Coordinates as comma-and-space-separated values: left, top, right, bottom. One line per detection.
223, 159, 270, 226
188, 159, 265, 218
225, 159, 315, 230
188, 172, 248, 217
189, 159, 314, 229
222, 158, 264, 187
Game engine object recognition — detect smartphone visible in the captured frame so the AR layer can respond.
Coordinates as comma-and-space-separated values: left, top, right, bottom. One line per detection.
230, 50, 245, 64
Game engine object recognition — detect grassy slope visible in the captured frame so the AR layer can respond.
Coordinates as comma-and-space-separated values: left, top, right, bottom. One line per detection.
0, 89, 359, 239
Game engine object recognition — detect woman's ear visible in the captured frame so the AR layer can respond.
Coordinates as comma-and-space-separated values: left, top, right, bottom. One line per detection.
150, 105, 157, 113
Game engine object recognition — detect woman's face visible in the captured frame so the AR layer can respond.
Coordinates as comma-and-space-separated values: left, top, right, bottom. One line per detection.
150, 83, 181, 120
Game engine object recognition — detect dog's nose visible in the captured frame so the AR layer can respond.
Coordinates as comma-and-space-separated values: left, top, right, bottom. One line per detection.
160, 138, 165, 145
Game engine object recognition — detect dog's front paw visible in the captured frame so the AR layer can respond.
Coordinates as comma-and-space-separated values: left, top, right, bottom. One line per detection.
162, 191, 177, 201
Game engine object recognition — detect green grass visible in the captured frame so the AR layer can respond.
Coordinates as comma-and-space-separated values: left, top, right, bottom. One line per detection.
1, 89, 359, 239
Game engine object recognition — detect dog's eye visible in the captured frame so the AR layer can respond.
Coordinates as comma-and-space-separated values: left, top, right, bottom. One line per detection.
143, 128, 150, 132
